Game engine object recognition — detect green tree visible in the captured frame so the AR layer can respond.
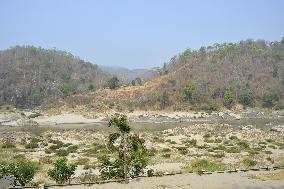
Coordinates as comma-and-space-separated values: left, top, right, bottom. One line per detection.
100, 114, 147, 183
0, 159, 38, 186
239, 92, 255, 107
48, 158, 76, 184
58, 83, 72, 97
223, 91, 235, 108
181, 83, 195, 102
107, 77, 120, 89
262, 93, 278, 108
88, 84, 95, 91
27, 92, 42, 106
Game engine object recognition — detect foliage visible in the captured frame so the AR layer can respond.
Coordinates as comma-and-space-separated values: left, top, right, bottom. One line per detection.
58, 83, 73, 97
0, 46, 109, 107
48, 158, 76, 184
0, 159, 38, 186
181, 83, 195, 102
262, 93, 278, 108
106, 76, 120, 89
184, 159, 227, 173
28, 112, 42, 119
242, 158, 257, 167
100, 114, 147, 182
239, 92, 255, 106
223, 90, 235, 108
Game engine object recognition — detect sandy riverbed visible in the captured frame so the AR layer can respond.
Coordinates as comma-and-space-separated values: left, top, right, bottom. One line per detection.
50, 170, 284, 189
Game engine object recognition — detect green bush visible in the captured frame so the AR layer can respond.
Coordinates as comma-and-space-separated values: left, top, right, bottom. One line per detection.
181, 83, 195, 102
184, 159, 227, 173
0, 159, 38, 186
223, 91, 235, 108
48, 158, 76, 184
28, 112, 42, 119
1, 141, 16, 148
242, 158, 257, 167
239, 92, 255, 106
262, 93, 278, 108
147, 169, 154, 177
275, 103, 284, 110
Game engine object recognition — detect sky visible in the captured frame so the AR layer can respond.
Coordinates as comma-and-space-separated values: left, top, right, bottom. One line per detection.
0, 0, 284, 69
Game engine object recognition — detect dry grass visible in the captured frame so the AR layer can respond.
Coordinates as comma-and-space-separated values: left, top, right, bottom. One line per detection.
252, 171, 284, 181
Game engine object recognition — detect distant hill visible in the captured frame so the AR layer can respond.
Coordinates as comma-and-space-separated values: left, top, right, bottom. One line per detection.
0, 46, 110, 108
99, 65, 159, 83
44, 38, 284, 112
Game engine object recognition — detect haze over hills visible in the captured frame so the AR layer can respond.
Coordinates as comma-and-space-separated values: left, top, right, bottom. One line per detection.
99, 65, 160, 83
43, 38, 284, 112
0, 46, 110, 108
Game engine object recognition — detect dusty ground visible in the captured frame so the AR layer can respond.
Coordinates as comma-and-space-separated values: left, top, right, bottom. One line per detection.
50, 170, 284, 189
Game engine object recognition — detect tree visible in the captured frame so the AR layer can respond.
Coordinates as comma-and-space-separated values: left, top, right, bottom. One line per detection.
48, 158, 76, 184
239, 92, 255, 107
0, 159, 38, 186
88, 84, 95, 91
181, 83, 195, 102
107, 77, 120, 89
223, 91, 235, 108
262, 93, 278, 108
100, 114, 147, 183
58, 83, 72, 97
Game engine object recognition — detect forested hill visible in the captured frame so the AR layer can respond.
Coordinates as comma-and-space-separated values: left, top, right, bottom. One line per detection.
43, 38, 284, 112
158, 38, 284, 110
0, 46, 110, 108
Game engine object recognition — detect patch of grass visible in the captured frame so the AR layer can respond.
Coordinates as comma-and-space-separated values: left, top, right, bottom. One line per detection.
229, 136, 238, 140
175, 147, 188, 155
242, 158, 257, 167
147, 147, 158, 157
161, 148, 171, 153
203, 134, 211, 138
161, 153, 171, 158
153, 136, 164, 143
252, 171, 284, 181
1, 142, 16, 148
184, 139, 197, 147
184, 159, 227, 173
28, 112, 42, 119
204, 138, 222, 143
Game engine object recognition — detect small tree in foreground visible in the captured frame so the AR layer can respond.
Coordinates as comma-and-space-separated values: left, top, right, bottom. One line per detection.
0, 159, 37, 186
48, 158, 76, 184
99, 114, 147, 183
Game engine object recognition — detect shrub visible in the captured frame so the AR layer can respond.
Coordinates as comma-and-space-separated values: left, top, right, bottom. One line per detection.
184, 159, 227, 173
161, 154, 171, 158
48, 158, 76, 184
1, 141, 15, 148
275, 104, 284, 110
161, 148, 171, 153
239, 92, 255, 106
28, 112, 42, 119
181, 83, 195, 102
147, 169, 154, 177
262, 93, 278, 108
242, 158, 257, 167
0, 159, 38, 186
223, 91, 235, 108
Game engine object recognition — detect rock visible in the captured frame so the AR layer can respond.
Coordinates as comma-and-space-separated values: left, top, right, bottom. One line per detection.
17, 118, 39, 126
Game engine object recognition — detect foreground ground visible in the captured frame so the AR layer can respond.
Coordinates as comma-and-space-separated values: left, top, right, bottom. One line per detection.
0, 110, 284, 187
50, 170, 284, 189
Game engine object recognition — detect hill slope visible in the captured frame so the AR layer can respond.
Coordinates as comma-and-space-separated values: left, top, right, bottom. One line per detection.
44, 38, 284, 112
0, 46, 110, 107
99, 65, 160, 83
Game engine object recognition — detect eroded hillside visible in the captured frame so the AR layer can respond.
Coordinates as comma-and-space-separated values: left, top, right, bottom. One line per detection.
42, 38, 284, 112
